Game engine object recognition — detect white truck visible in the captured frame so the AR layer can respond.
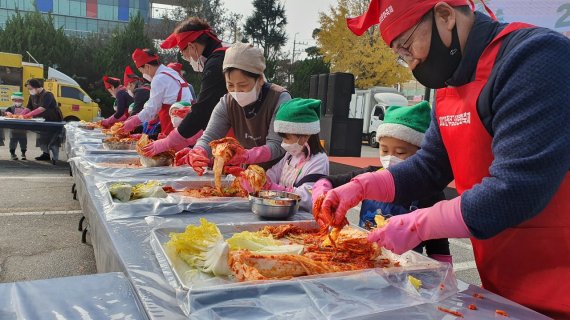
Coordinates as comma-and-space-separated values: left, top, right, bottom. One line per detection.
348, 87, 409, 148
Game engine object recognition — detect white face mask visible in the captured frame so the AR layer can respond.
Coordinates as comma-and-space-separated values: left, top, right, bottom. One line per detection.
143, 73, 152, 82
281, 140, 304, 157
29, 89, 37, 96
14, 102, 23, 107
127, 89, 134, 97
380, 155, 404, 169
230, 82, 259, 107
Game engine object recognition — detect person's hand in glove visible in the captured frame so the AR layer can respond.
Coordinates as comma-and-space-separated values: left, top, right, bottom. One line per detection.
185, 147, 210, 175
101, 115, 119, 129
142, 129, 203, 157
311, 179, 332, 204
23, 107, 44, 119
224, 165, 244, 177
322, 170, 396, 227
175, 148, 192, 166
226, 146, 272, 166
120, 115, 142, 134
368, 197, 470, 254
240, 175, 289, 194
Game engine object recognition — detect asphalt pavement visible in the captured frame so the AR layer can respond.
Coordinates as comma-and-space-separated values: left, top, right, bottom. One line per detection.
0, 130, 97, 283
0, 131, 480, 287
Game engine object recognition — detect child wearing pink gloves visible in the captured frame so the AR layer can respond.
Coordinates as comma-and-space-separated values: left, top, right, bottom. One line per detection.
312, 101, 452, 263
241, 98, 328, 212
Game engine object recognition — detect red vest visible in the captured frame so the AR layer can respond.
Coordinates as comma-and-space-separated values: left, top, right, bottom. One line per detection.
157, 72, 189, 135
436, 23, 570, 318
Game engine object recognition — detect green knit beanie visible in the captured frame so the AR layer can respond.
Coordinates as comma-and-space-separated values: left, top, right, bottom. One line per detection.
376, 101, 431, 147
11, 92, 23, 100
274, 98, 321, 135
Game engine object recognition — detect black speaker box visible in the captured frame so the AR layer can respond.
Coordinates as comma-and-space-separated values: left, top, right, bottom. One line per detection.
317, 74, 329, 117
320, 115, 362, 157
309, 74, 319, 99
325, 73, 354, 118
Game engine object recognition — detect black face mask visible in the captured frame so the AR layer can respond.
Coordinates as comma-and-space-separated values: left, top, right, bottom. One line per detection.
412, 13, 462, 89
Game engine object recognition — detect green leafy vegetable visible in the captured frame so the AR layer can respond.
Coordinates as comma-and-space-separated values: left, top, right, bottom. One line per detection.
167, 218, 231, 276
109, 182, 133, 202
131, 181, 167, 200
227, 231, 304, 255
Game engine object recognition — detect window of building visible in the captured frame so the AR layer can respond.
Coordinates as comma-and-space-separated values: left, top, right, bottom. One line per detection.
58, 0, 70, 15
61, 86, 84, 101
69, 0, 81, 17
0, 67, 23, 87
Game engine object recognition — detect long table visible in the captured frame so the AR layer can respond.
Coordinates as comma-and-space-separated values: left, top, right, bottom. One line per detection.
0, 272, 148, 319
64, 123, 550, 320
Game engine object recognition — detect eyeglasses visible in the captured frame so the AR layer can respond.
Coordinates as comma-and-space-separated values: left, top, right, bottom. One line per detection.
395, 19, 424, 68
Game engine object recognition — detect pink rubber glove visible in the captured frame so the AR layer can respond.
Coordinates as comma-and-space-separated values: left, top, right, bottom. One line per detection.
226, 145, 272, 165
240, 175, 289, 193
187, 147, 210, 175
175, 148, 192, 166
142, 129, 203, 157
14, 108, 30, 115
120, 115, 141, 133
224, 165, 244, 176
23, 107, 44, 118
101, 115, 120, 129
4, 112, 12, 116
368, 197, 471, 254
322, 170, 395, 227
311, 179, 332, 204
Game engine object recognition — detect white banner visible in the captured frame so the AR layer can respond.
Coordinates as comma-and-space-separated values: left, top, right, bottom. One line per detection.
485, 0, 570, 35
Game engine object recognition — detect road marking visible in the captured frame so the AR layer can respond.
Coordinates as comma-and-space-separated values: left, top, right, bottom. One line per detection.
453, 260, 478, 272
0, 210, 82, 216
0, 176, 72, 180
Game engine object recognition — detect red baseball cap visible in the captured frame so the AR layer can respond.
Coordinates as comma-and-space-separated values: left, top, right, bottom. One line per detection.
103, 76, 121, 89
160, 29, 219, 51
123, 66, 141, 86
346, 0, 470, 46
131, 48, 159, 69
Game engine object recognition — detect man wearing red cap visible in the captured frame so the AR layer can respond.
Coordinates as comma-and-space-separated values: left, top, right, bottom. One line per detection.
120, 48, 193, 136
123, 65, 150, 117
317, 0, 570, 317
100, 76, 133, 128
141, 17, 228, 157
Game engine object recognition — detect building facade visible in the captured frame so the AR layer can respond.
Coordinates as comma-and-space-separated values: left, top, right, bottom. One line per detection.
0, 0, 151, 36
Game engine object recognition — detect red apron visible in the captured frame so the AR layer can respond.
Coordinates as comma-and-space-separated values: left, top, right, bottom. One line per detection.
157, 71, 189, 135
436, 23, 570, 318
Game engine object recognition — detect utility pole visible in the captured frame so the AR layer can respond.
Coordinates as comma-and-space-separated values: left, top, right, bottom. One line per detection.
289, 33, 308, 86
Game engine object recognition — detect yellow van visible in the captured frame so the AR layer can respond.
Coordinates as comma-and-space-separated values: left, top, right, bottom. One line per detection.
0, 52, 99, 121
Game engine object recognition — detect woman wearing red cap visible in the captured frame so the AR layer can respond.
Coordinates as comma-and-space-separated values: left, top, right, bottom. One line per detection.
141, 17, 228, 157
120, 48, 193, 136
123, 66, 150, 117
100, 76, 133, 128
319, 0, 570, 317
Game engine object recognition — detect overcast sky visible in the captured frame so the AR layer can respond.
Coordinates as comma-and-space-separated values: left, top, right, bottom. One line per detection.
225, 0, 337, 56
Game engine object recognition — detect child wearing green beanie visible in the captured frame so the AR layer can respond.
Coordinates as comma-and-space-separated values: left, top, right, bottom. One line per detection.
311, 101, 451, 263
3, 92, 29, 160
240, 98, 329, 212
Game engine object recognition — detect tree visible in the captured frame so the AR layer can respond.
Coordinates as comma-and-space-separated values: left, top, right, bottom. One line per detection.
0, 10, 72, 74
317, 0, 412, 88
151, 0, 227, 40
244, 0, 287, 81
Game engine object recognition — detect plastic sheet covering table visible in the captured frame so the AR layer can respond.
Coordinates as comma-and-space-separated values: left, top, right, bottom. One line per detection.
0, 272, 148, 320
67, 126, 550, 319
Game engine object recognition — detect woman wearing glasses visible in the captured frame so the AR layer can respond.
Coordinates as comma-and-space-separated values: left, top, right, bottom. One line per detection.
319, 0, 570, 317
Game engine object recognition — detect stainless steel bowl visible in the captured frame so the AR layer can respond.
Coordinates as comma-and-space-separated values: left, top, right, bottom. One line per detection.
249, 190, 301, 219
102, 141, 137, 150
139, 154, 174, 167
